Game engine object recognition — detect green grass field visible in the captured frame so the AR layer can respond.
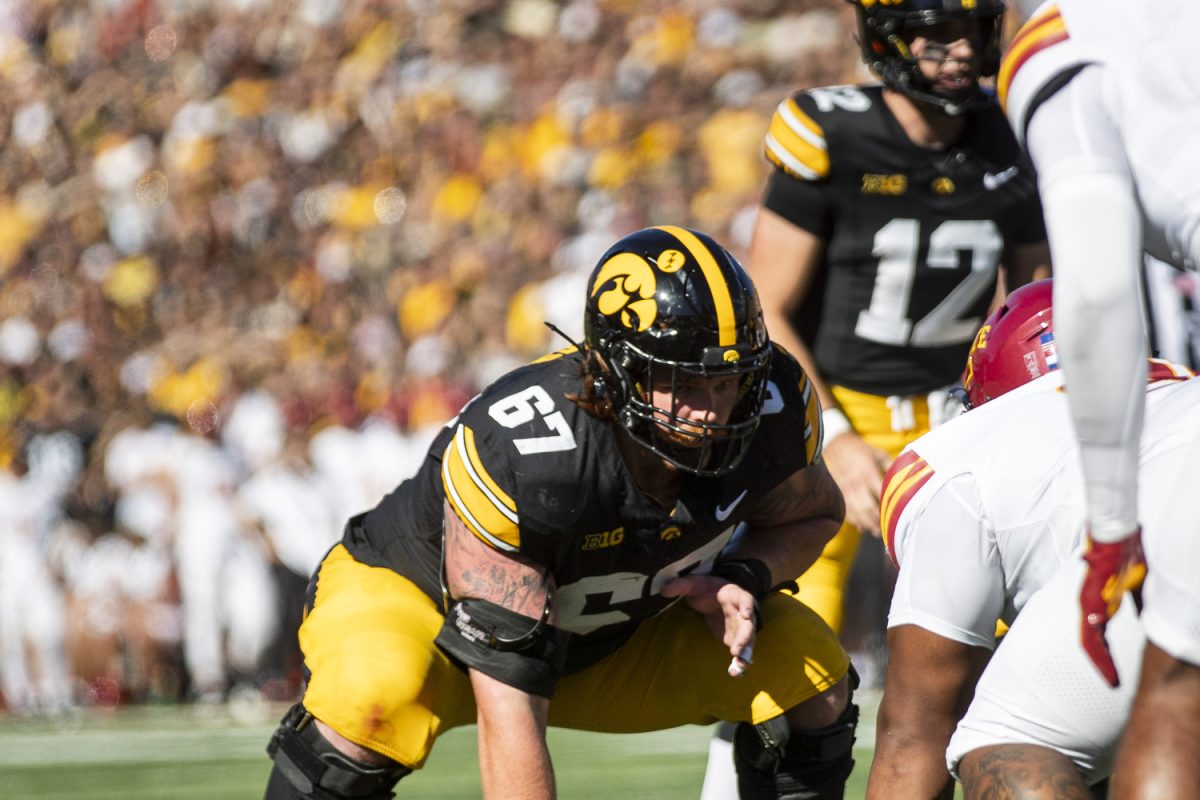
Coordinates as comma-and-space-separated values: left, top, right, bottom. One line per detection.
0, 690, 886, 799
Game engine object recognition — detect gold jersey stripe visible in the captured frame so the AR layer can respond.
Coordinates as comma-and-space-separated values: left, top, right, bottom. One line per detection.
441, 425, 520, 552
1147, 357, 1196, 382
800, 372, 822, 465
764, 98, 830, 180
655, 225, 737, 346
532, 345, 578, 364
998, 5, 1067, 111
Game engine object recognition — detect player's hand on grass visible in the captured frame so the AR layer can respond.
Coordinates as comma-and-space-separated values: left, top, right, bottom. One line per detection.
1080, 528, 1146, 687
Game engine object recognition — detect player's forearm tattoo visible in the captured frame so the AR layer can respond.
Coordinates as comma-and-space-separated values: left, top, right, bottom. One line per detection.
443, 503, 549, 617
960, 746, 1094, 800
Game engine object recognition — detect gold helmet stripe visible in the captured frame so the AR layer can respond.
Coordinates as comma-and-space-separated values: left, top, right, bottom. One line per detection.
655, 225, 737, 346
441, 425, 520, 552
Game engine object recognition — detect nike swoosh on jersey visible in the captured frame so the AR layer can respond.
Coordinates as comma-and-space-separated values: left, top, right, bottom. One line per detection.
983, 167, 1019, 190
715, 490, 749, 521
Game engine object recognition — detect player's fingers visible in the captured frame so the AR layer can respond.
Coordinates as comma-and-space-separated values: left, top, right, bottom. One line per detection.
713, 584, 755, 648
727, 618, 756, 657
1081, 620, 1120, 688
728, 643, 754, 677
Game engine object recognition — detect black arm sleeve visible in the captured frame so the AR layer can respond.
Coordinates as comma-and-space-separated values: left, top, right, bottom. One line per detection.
435, 598, 571, 699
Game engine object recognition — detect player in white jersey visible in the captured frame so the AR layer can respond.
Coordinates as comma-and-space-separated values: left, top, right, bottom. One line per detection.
864, 281, 1200, 799
999, 4, 1200, 794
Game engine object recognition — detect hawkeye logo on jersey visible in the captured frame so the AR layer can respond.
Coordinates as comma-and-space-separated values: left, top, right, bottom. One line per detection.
659, 525, 682, 542
862, 174, 907, 195
932, 177, 956, 195
583, 527, 625, 550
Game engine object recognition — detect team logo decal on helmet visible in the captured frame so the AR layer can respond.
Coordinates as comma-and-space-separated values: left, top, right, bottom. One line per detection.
583, 226, 770, 476
960, 278, 1054, 408
590, 252, 660, 333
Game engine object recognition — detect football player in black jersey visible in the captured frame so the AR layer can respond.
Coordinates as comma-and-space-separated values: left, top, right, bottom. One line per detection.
262, 227, 859, 800
754, 0, 1050, 637
703, 1, 1049, 792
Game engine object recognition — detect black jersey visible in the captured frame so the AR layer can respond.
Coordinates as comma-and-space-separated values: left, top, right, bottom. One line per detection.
344, 346, 822, 671
762, 83, 1046, 396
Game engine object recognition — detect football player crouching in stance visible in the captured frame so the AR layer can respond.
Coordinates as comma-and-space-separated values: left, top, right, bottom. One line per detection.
864, 280, 1198, 800
261, 226, 861, 800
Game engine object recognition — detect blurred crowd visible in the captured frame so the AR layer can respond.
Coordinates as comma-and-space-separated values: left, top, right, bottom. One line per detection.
0, 0, 862, 714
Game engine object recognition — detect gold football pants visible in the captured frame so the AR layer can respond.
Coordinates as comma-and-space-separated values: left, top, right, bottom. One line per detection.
791, 385, 934, 633
299, 544, 850, 768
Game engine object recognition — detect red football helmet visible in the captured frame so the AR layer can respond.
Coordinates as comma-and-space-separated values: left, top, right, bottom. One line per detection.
961, 279, 1055, 408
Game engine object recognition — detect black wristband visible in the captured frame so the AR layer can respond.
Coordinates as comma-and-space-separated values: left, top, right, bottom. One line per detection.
710, 558, 772, 599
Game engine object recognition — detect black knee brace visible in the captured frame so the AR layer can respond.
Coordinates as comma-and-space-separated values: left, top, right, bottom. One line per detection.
264, 704, 410, 800
733, 700, 859, 800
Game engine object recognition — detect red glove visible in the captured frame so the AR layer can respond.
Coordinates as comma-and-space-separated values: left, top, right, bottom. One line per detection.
1080, 528, 1146, 688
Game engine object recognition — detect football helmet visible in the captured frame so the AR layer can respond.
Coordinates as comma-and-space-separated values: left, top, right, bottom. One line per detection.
849, 0, 1005, 115
961, 279, 1054, 408
583, 226, 770, 476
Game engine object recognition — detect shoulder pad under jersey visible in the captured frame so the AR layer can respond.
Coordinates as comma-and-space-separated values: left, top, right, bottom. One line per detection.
441, 357, 586, 555
879, 449, 937, 569
998, 3, 1080, 145
757, 346, 824, 469
765, 85, 878, 182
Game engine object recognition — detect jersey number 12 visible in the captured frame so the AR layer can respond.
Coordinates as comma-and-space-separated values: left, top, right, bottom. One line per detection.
855, 218, 1002, 347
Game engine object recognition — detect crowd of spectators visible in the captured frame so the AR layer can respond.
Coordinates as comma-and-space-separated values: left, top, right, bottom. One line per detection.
0, 0, 861, 713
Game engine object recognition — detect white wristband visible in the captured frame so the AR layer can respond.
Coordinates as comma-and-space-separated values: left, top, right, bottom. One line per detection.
821, 407, 853, 443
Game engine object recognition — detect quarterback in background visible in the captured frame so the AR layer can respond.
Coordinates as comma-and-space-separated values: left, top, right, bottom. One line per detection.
866, 280, 1197, 799
703, 3, 1050, 788
999, 2, 1200, 796
746, 0, 1047, 636
262, 227, 859, 800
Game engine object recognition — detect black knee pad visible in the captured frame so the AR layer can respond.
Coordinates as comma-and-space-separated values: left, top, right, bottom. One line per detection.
733, 700, 859, 800
264, 704, 410, 800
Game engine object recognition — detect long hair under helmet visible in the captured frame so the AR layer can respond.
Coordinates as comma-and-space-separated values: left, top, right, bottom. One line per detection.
582, 226, 771, 476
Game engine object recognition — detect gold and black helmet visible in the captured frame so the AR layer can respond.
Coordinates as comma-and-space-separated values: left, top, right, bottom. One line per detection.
583, 226, 770, 476
850, 0, 1006, 115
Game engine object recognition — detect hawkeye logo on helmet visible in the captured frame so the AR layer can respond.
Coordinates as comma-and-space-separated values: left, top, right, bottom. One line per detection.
591, 252, 659, 333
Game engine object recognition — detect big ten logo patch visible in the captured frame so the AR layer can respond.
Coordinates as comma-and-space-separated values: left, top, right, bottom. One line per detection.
582, 527, 625, 550
861, 174, 907, 195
